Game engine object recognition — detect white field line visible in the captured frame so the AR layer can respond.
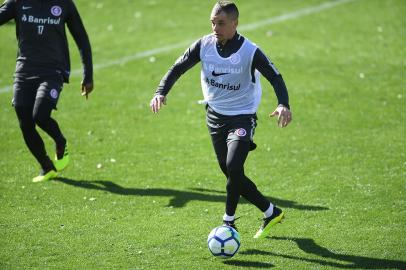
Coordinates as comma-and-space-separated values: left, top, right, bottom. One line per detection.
0, 0, 353, 93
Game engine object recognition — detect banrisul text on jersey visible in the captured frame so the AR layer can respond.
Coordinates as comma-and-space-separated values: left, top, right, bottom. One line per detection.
22, 14, 61, 25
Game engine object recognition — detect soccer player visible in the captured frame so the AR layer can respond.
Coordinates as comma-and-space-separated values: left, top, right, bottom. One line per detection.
0, 0, 93, 182
150, 1, 292, 239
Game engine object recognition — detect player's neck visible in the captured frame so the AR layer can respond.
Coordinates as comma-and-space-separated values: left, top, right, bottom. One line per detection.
218, 32, 238, 46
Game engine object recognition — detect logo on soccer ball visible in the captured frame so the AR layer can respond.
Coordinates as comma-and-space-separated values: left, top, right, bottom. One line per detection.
50, 89, 59, 99
229, 53, 241, 65
50, 6, 62, 16
235, 128, 247, 137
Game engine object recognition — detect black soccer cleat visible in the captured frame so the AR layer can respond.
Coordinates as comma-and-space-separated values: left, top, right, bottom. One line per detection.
223, 217, 240, 231
253, 206, 284, 239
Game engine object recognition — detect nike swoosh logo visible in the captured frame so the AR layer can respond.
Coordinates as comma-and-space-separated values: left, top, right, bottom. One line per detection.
22, 6, 32, 10
211, 71, 229, 77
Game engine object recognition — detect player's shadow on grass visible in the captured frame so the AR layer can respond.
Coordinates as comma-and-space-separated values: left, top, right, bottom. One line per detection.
54, 177, 328, 211
222, 260, 274, 268
191, 188, 328, 211
239, 236, 406, 269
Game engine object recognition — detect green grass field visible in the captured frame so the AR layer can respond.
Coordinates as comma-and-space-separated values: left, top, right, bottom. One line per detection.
1, 0, 405, 269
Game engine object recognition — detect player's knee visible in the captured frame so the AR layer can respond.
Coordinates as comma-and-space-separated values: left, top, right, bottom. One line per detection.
226, 165, 245, 193
15, 107, 35, 132
226, 178, 238, 192
33, 106, 52, 127
19, 118, 35, 133
32, 110, 48, 127
226, 175, 243, 194
226, 161, 244, 178
219, 162, 228, 177
227, 169, 244, 181
240, 178, 258, 197
33, 98, 54, 126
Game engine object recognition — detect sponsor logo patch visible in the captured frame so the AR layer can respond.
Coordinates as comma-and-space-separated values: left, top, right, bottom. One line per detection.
230, 53, 241, 65
50, 89, 59, 99
50, 6, 62, 16
235, 128, 247, 137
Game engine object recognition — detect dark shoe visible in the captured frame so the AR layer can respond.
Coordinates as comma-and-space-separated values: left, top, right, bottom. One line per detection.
253, 206, 284, 239
223, 217, 240, 231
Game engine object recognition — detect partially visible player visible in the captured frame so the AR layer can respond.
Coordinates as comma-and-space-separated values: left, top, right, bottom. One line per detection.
150, 1, 292, 238
0, 0, 94, 182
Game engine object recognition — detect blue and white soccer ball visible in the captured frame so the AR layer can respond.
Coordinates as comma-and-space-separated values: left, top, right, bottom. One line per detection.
207, 225, 241, 258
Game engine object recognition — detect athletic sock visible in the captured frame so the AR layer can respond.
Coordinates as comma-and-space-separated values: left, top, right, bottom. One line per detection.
264, 203, 274, 218
223, 213, 235, 222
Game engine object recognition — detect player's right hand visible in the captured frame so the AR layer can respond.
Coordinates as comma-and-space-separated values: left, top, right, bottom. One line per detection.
150, 94, 167, 113
81, 81, 94, 100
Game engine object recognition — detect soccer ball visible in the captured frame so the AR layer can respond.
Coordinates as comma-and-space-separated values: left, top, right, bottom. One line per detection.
207, 225, 241, 258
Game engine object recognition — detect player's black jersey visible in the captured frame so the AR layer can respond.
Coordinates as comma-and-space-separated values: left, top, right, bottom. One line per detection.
156, 32, 290, 109
0, 0, 92, 83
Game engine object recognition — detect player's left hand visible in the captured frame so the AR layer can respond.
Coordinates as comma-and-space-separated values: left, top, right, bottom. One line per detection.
150, 94, 167, 113
81, 81, 94, 100
270, 105, 292, 128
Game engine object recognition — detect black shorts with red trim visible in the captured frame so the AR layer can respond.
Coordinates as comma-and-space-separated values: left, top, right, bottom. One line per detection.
206, 105, 257, 150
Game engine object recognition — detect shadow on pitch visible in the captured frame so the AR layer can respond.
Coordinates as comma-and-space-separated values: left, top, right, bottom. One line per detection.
223, 260, 274, 268
239, 236, 406, 269
54, 177, 328, 211
191, 188, 328, 211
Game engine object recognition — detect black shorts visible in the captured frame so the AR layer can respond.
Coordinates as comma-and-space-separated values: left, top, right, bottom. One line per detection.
206, 105, 258, 150
12, 75, 63, 109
